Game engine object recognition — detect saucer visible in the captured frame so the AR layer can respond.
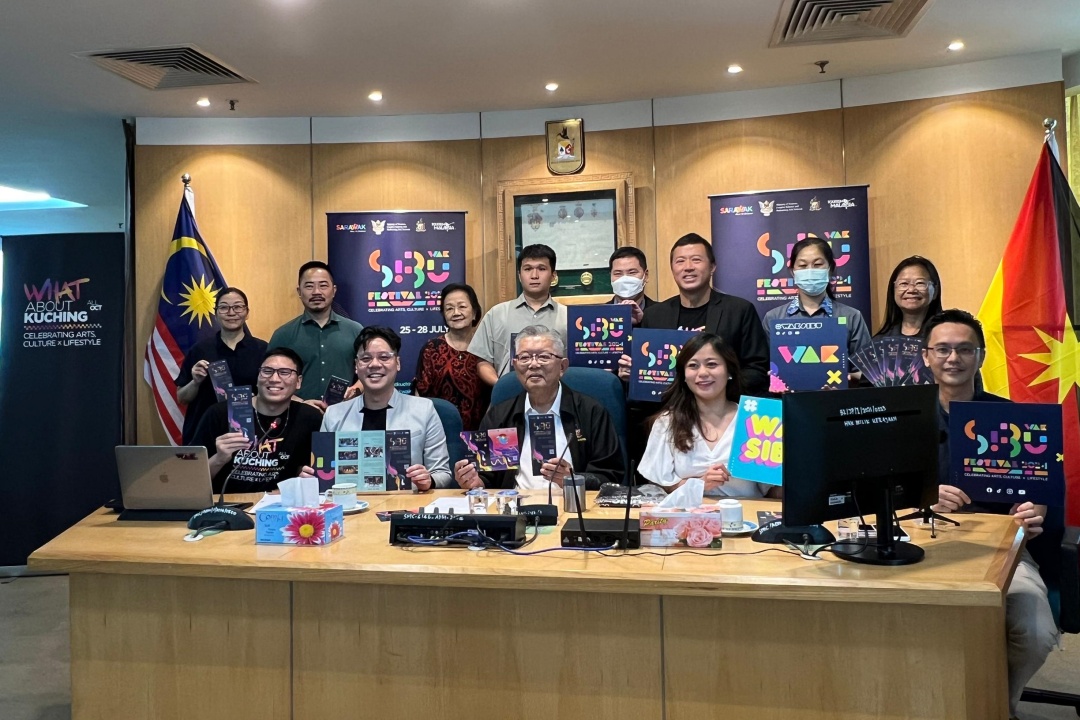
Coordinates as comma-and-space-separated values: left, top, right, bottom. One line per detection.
723, 520, 758, 537
341, 501, 369, 515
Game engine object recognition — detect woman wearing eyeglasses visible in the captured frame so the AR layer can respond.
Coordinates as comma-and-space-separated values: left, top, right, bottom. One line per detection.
640, 333, 780, 498
190, 346, 324, 494
875, 256, 944, 339
175, 287, 269, 445
412, 283, 491, 430
321, 326, 452, 490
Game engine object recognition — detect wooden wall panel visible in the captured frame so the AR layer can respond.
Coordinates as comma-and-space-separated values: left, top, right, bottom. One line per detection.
844, 81, 1066, 326
654, 110, 846, 301
480, 127, 657, 310
311, 139, 484, 292
134, 144, 313, 444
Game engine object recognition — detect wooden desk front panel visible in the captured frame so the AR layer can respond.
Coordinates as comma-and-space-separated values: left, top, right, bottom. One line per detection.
69, 573, 291, 720
663, 595, 1007, 720
293, 582, 664, 720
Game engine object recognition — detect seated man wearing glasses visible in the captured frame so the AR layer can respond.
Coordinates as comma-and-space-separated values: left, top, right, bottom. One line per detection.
924, 309, 1056, 719
321, 326, 452, 491
191, 347, 323, 493
454, 325, 624, 491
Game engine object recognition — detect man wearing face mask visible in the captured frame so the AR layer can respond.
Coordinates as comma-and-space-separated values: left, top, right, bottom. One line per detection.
607, 247, 654, 326
762, 237, 872, 371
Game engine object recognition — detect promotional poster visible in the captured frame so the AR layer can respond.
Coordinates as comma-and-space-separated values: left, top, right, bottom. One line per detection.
728, 396, 783, 487
948, 401, 1065, 506
566, 304, 631, 369
767, 316, 849, 392
711, 186, 871, 322
628, 329, 696, 402
328, 211, 466, 391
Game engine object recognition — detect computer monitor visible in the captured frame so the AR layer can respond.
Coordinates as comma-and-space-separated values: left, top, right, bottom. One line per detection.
782, 384, 939, 566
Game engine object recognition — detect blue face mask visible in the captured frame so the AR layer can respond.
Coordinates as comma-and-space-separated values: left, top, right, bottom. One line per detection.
793, 268, 830, 296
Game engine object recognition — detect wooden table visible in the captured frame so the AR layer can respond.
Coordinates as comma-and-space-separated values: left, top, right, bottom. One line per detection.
29, 492, 1024, 720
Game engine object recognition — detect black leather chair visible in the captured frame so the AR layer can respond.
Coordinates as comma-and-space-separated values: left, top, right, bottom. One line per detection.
1019, 505, 1080, 713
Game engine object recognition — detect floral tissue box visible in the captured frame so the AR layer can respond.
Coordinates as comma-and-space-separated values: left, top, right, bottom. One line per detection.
256, 502, 345, 546
638, 507, 724, 548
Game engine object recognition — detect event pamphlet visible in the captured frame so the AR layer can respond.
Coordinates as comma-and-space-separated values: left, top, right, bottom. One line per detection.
322, 375, 350, 406
948, 401, 1065, 506
527, 414, 558, 474
628, 329, 696, 402
727, 396, 783, 486
310, 431, 336, 491
385, 429, 413, 491
767, 316, 848, 392
207, 360, 233, 401
461, 428, 521, 471
225, 385, 256, 443
359, 431, 387, 491
566, 305, 631, 369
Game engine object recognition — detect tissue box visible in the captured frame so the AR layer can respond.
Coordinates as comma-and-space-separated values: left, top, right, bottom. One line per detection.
256, 502, 345, 546
638, 507, 724, 548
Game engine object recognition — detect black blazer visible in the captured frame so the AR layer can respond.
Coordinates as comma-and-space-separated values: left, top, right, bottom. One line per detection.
640, 290, 770, 395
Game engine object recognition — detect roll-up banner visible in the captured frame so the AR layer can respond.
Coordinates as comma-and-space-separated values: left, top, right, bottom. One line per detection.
0, 233, 125, 567
327, 212, 467, 391
710, 186, 871, 322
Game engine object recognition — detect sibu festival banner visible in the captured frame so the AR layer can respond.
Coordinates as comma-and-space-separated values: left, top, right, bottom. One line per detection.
327, 212, 466, 391
710, 186, 871, 322
0, 233, 125, 567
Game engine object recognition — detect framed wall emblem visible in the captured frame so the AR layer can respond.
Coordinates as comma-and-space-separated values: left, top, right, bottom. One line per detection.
546, 119, 585, 175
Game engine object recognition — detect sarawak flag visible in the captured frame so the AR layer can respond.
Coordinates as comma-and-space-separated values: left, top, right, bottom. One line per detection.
142, 188, 229, 444
978, 142, 1080, 524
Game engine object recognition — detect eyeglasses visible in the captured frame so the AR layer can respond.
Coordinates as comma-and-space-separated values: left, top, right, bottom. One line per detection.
926, 345, 980, 359
259, 367, 298, 379
217, 304, 248, 314
895, 280, 933, 292
513, 352, 562, 366
357, 352, 397, 365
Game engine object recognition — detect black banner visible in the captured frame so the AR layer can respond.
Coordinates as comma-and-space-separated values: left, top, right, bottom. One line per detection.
0, 233, 125, 567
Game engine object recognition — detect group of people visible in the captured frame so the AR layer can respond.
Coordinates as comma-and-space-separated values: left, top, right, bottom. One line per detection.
173, 237, 1055, 719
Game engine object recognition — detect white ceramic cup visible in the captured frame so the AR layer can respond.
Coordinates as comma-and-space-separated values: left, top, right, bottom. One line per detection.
329, 483, 358, 510
719, 498, 743, 533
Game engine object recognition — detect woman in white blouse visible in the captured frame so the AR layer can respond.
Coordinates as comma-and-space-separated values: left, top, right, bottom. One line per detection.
640, 333, 781, 499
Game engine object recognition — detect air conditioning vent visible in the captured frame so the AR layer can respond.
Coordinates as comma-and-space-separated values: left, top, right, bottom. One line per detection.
770, 0, 934, 47
75, 45, 255, 90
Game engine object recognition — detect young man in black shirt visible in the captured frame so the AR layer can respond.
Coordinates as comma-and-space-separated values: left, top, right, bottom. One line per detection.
191, 347, 323, 494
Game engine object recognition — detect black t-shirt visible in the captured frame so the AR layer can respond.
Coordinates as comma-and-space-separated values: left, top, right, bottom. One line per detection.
175, 333, 269, 444
362, 406, 388, 431
677, 303, 708, 332
937, 389, 1012, 514
191, 400, 323, 493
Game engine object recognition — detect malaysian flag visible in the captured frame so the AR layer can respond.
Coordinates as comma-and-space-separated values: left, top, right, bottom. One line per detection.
143, 187, 229, 444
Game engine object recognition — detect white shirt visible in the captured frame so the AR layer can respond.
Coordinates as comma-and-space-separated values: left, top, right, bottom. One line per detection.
516, 386, 573, 491
639, 412, 771, 498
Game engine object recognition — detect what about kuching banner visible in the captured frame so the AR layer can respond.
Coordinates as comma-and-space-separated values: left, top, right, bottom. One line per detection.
0, 233, 125, 567
711, 186, 871, 323
328, 212, 466, 391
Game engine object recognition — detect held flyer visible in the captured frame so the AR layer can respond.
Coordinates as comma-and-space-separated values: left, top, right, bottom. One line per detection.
948, 401, 1065, 506
385, 429, 413, 491
225, 385, 256, 443
207, 360, 233, 401
728, 396, 783, 486
767, 316, 848, 392
566, 304, 631, 370
527, 413, 558, 474
628, 329, 696, 402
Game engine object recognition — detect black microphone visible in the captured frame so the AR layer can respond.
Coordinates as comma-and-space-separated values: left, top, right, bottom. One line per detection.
188, 416, 280, 532
620, 461, 636, 551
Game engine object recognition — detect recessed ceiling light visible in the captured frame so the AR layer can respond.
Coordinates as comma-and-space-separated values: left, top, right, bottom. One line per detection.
545, 82, 559, 92
727, 64, 743, 74
947, 40, 964, 51
368, 90, 383, 102
196, 97, 210, 107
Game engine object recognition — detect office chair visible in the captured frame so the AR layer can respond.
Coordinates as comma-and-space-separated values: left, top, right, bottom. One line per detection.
1020, 504, 1079, 714
429, 398, 468, 467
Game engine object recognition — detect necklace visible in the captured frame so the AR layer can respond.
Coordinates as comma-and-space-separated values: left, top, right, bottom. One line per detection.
255, 406, 290, 440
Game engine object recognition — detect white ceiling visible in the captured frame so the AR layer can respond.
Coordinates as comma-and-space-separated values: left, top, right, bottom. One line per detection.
1, 0, 1078, 237
1, 0, 1079, 118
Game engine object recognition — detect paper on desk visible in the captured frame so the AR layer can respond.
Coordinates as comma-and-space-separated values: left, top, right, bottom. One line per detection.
278, 477, 320, 508
656, 478, 704, 509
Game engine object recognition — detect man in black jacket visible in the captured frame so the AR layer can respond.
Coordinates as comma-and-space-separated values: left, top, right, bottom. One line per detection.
618, 232, 770, 395
454, 325, 624, 491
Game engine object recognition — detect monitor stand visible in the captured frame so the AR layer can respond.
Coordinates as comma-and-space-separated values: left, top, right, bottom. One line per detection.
831, 486, 925, 566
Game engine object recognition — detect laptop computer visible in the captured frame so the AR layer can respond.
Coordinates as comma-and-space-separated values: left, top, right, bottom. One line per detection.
115, 446, 214, 520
